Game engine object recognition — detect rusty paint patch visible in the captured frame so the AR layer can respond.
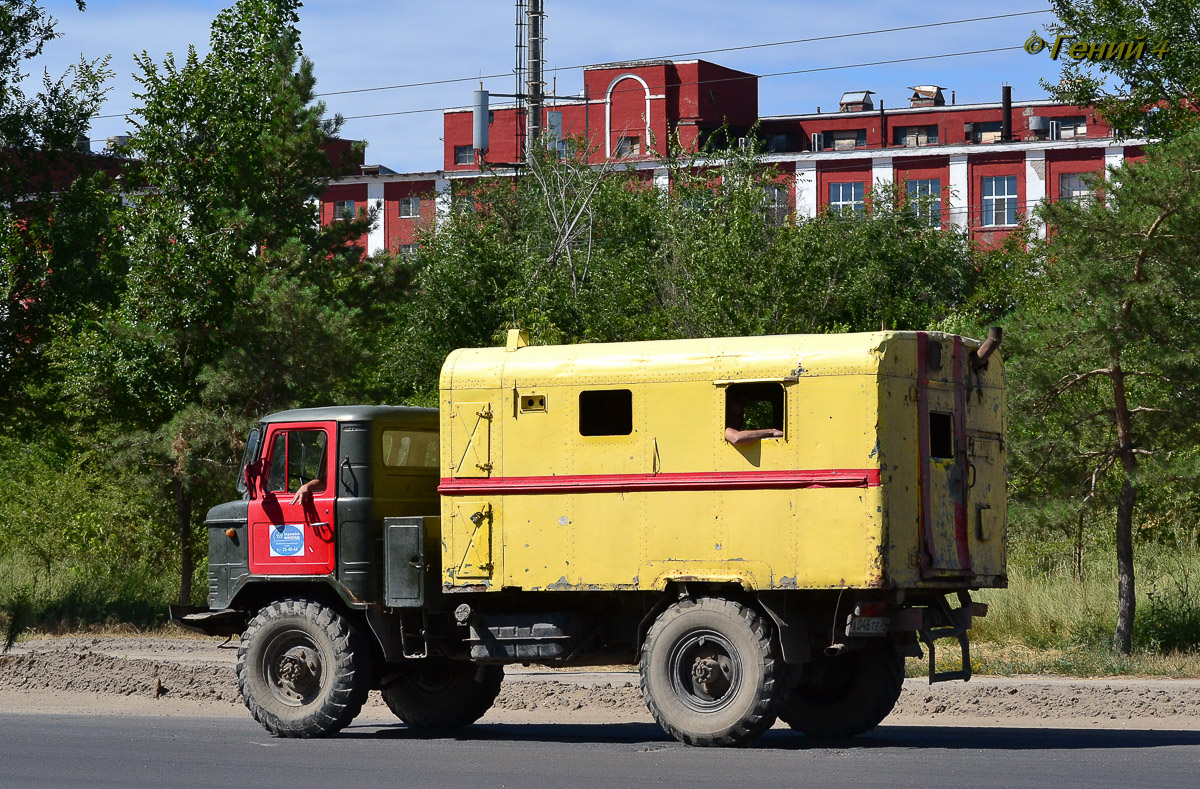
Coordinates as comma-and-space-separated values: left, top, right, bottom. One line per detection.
443, 582, 490, 593
544, 576, 630, 591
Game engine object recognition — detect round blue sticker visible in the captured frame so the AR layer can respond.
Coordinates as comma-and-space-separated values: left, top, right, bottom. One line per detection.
269, 524, 305, 557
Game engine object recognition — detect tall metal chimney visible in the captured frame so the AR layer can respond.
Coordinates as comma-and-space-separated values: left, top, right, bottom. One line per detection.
525, 0, 545, 159
1001, 85, 1012, 142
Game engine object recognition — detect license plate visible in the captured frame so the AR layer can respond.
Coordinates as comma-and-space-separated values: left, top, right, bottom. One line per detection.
847, 616, 890, 636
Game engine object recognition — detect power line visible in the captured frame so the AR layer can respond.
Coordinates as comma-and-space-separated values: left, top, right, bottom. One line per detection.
317, 10, 1049, 99
335, 45, 1027, 123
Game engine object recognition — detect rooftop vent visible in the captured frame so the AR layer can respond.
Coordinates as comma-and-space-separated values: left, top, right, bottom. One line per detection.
839, 90, 875, 112
907, 85, 946, 108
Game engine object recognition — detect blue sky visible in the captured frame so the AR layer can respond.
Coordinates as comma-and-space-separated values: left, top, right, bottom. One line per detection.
34, 1, 1065, 172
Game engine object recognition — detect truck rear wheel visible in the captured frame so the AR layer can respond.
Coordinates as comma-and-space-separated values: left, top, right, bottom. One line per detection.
381, 662, 504, 728
236, 599, 371, 738
778, 642, 904, 738
639, 596, 782, 747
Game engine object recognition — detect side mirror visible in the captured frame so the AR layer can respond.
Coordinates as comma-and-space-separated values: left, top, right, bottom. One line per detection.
242, 461, 260, 499
237, 426, 263, 498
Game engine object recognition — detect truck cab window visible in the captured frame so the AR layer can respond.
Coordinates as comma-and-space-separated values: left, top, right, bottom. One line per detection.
579, 389, 633, 436
265, 430, 328, 493
382, 429, 440, 468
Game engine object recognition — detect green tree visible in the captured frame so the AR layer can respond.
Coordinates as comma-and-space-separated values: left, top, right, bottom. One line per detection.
386, 135, 977, 399
1044, 0, 1200, 142
1008, 131, 1200, 654
0, 0, 113, 430
53, 0, 397, 604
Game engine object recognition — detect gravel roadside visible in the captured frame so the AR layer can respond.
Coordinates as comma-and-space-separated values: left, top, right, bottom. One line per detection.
3, 635, 1200, 730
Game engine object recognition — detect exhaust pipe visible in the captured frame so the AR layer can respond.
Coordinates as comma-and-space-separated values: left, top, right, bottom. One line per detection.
971, 326, 1003, 370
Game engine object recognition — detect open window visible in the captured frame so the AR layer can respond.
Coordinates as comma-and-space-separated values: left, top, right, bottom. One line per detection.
725, 383, 785, 435
579, 389, 633, 436
929, 411, 954, 459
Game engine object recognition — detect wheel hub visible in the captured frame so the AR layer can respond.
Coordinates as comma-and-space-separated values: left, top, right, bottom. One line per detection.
669, 629, 742, 712
276, 645, 321, 697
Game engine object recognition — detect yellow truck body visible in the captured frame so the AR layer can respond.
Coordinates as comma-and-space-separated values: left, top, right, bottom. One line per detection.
438, 330, 1005, 596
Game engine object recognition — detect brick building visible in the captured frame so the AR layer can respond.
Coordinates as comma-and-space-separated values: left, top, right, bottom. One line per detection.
321, 58, 1143, 254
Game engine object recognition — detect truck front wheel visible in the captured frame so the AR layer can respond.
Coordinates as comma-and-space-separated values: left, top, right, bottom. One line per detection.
639, 596, 783, 747
236, 599, 371, 738
778, 641, 904, 738
381, 662, 504, 728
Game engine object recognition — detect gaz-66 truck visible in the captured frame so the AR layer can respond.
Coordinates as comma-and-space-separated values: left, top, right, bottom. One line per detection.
174, 328, 1005, 747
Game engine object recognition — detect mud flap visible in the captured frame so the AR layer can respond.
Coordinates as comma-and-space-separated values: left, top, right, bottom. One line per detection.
168, 605, 246, 638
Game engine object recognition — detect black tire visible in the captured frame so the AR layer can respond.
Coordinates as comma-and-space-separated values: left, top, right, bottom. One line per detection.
778, 642, 904, 738
381, 662, 504, 728
236, 599, 371, 738
639, 596, 783, 747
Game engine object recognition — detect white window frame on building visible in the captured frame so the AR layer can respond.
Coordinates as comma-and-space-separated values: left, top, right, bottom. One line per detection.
1058, 172, 1094, 206
828, 181, 865, 215
332, 200, 355, 222
905, 179, 942, 226
893, 125, 938, 147
453, 145, 474, 166
981, 175, 1019, 227
398, 195, 421, 218
397, 243, 418, 256
615, 135, 641, 157
763, 184, 790, 225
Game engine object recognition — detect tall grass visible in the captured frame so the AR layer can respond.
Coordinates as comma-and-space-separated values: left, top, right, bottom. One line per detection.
957, 547, 1200, 676
0, 551, 184, 636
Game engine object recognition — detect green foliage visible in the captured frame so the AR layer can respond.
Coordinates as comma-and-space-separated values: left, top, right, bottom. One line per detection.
1, 0, 114, 432
2, 586, 31, 652
1044, 0, 1200, 142
384, 134, 980, 399
0, 436, 179, 630
44, 0, 394, 605
1007, 130, 1200, 653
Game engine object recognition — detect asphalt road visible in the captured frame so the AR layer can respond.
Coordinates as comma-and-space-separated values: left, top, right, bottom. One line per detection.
2, 713, 1199, 789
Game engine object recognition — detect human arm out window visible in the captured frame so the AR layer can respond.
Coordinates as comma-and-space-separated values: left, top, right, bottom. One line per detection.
724, 382, 785, 445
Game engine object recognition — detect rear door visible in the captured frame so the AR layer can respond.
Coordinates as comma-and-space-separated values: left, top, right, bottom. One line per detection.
248, 421, 337, 576
917, 334, 972, 578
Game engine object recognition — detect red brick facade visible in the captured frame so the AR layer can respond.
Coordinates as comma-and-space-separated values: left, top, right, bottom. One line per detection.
322, 58, 1144, 254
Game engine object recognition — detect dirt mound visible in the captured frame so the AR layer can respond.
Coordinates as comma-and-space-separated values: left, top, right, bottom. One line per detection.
5, 637, 1200, 726
894, 679, 1200, 722
496, 679, 645, 713
0, 649, 239, 703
